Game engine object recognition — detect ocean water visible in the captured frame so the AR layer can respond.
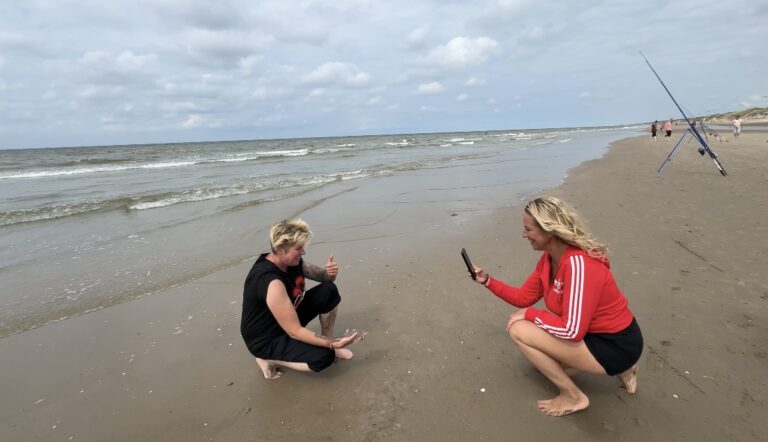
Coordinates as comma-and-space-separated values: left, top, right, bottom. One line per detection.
0, 126, 642, 337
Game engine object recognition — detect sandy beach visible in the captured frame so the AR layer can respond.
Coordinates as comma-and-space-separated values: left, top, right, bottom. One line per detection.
2, 131, 766, 441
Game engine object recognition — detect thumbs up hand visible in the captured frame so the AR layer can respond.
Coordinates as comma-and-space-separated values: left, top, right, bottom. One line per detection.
325, 253, 338, 281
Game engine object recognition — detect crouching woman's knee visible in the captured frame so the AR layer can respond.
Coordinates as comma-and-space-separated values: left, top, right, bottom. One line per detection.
317, 280, 338, 294
309, 348, 336, 372
508, 320, 534, 346
305, 281, 341, 314
316, 281, 341, 303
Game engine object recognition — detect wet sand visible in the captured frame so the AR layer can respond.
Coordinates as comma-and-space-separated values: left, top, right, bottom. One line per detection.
1, 132, 766, 441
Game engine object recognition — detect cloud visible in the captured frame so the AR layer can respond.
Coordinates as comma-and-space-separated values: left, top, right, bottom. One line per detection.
303, 62, 371, 88
1, 0, 766, 148
405, 26, 430, 50
254, 113, 285, 126
150, 72, 250, 109
76, 84, 126, 99
182, 114, 205, 128
115, 51, 157, 71
237, 55, 263, 75
148, 0, 250, 31
311, 88, 328, 97
0, 31, 27, 49
251, 86, 273, 101
477, 0, 535, 24
0, 30, 48, 57
579, 92, 591, 99
160, 101, 199, 112
738, 94, 768, 108
271, 23, 328, 45
169, 29, 272, 68
416, 82, 444, 95
426, 36, 500, 69
53, 51, 159, 93
465, 77, 485, 86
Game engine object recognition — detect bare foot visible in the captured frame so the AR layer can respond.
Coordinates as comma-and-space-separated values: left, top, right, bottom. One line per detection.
618, 364, 638, 395
255, 358, 283, 380
536, 392, 589, 417
335, 348, 353, 360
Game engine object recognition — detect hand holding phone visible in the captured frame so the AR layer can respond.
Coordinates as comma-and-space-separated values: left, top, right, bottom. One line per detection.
460, 248, 476, 279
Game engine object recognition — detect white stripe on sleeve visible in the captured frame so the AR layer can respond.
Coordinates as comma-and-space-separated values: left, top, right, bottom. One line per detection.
533, 255, 584, 339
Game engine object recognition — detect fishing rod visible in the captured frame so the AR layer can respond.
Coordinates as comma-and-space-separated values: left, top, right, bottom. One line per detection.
680, 103, 731, 144
638, 50, 727, 176
678, 103, 710, 144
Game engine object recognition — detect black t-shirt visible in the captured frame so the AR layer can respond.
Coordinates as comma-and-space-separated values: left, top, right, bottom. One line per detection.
240, 253, 306, 353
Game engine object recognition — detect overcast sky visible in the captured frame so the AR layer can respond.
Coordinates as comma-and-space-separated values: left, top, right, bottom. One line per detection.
1, 0, 765, 149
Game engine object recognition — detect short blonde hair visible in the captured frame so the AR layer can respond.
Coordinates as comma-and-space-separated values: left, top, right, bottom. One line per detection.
269, 219, 312, 252
525, 196, 607, 258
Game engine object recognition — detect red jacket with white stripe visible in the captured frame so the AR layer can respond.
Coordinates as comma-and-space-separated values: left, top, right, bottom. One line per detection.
486, 247, 634, 341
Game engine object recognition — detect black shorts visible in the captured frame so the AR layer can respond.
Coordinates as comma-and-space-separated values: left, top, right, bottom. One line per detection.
254, 281, 341, 372
584, 318, 643, 376
665, 130, 672, 137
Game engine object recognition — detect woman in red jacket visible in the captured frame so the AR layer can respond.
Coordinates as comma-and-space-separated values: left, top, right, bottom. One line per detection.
471, 196, 643, 416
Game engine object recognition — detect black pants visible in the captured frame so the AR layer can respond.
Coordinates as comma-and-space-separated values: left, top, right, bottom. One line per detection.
255, 282, 341, 372
584, 318, 643, 376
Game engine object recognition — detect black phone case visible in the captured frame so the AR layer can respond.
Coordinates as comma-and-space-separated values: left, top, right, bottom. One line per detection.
461, 248, 476, 278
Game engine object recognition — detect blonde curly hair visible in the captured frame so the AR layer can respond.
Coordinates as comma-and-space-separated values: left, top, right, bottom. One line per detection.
269, 219, 312, 252
524, 196, 607, 258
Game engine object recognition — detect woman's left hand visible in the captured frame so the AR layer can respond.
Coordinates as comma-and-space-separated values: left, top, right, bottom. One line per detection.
325, 253, 338, 281
332, 328, 367, 348
506, 308, 527, 332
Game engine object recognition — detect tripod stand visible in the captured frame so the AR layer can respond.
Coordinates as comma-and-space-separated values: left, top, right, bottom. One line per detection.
639, 51, 728, 176
658, 126, 726, 175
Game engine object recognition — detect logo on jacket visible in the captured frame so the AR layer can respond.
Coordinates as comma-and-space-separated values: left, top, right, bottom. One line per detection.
553, 279, 564, 295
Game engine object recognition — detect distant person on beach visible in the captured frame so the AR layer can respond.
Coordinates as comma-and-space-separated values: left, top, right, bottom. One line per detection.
651, 120, 658, 142
240, 219, 365, 379
663, 119, 673, 139
732, 117, 742, 139
468, 196, 643, 417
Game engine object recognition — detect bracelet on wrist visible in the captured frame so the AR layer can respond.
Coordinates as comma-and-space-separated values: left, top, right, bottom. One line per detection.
482, 274, 490, 285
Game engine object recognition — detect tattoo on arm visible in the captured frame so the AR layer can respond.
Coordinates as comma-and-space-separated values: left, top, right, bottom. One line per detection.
303, 261, 328, 282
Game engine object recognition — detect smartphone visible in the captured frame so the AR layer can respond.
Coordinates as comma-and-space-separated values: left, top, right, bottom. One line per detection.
460, 248, 476, 279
